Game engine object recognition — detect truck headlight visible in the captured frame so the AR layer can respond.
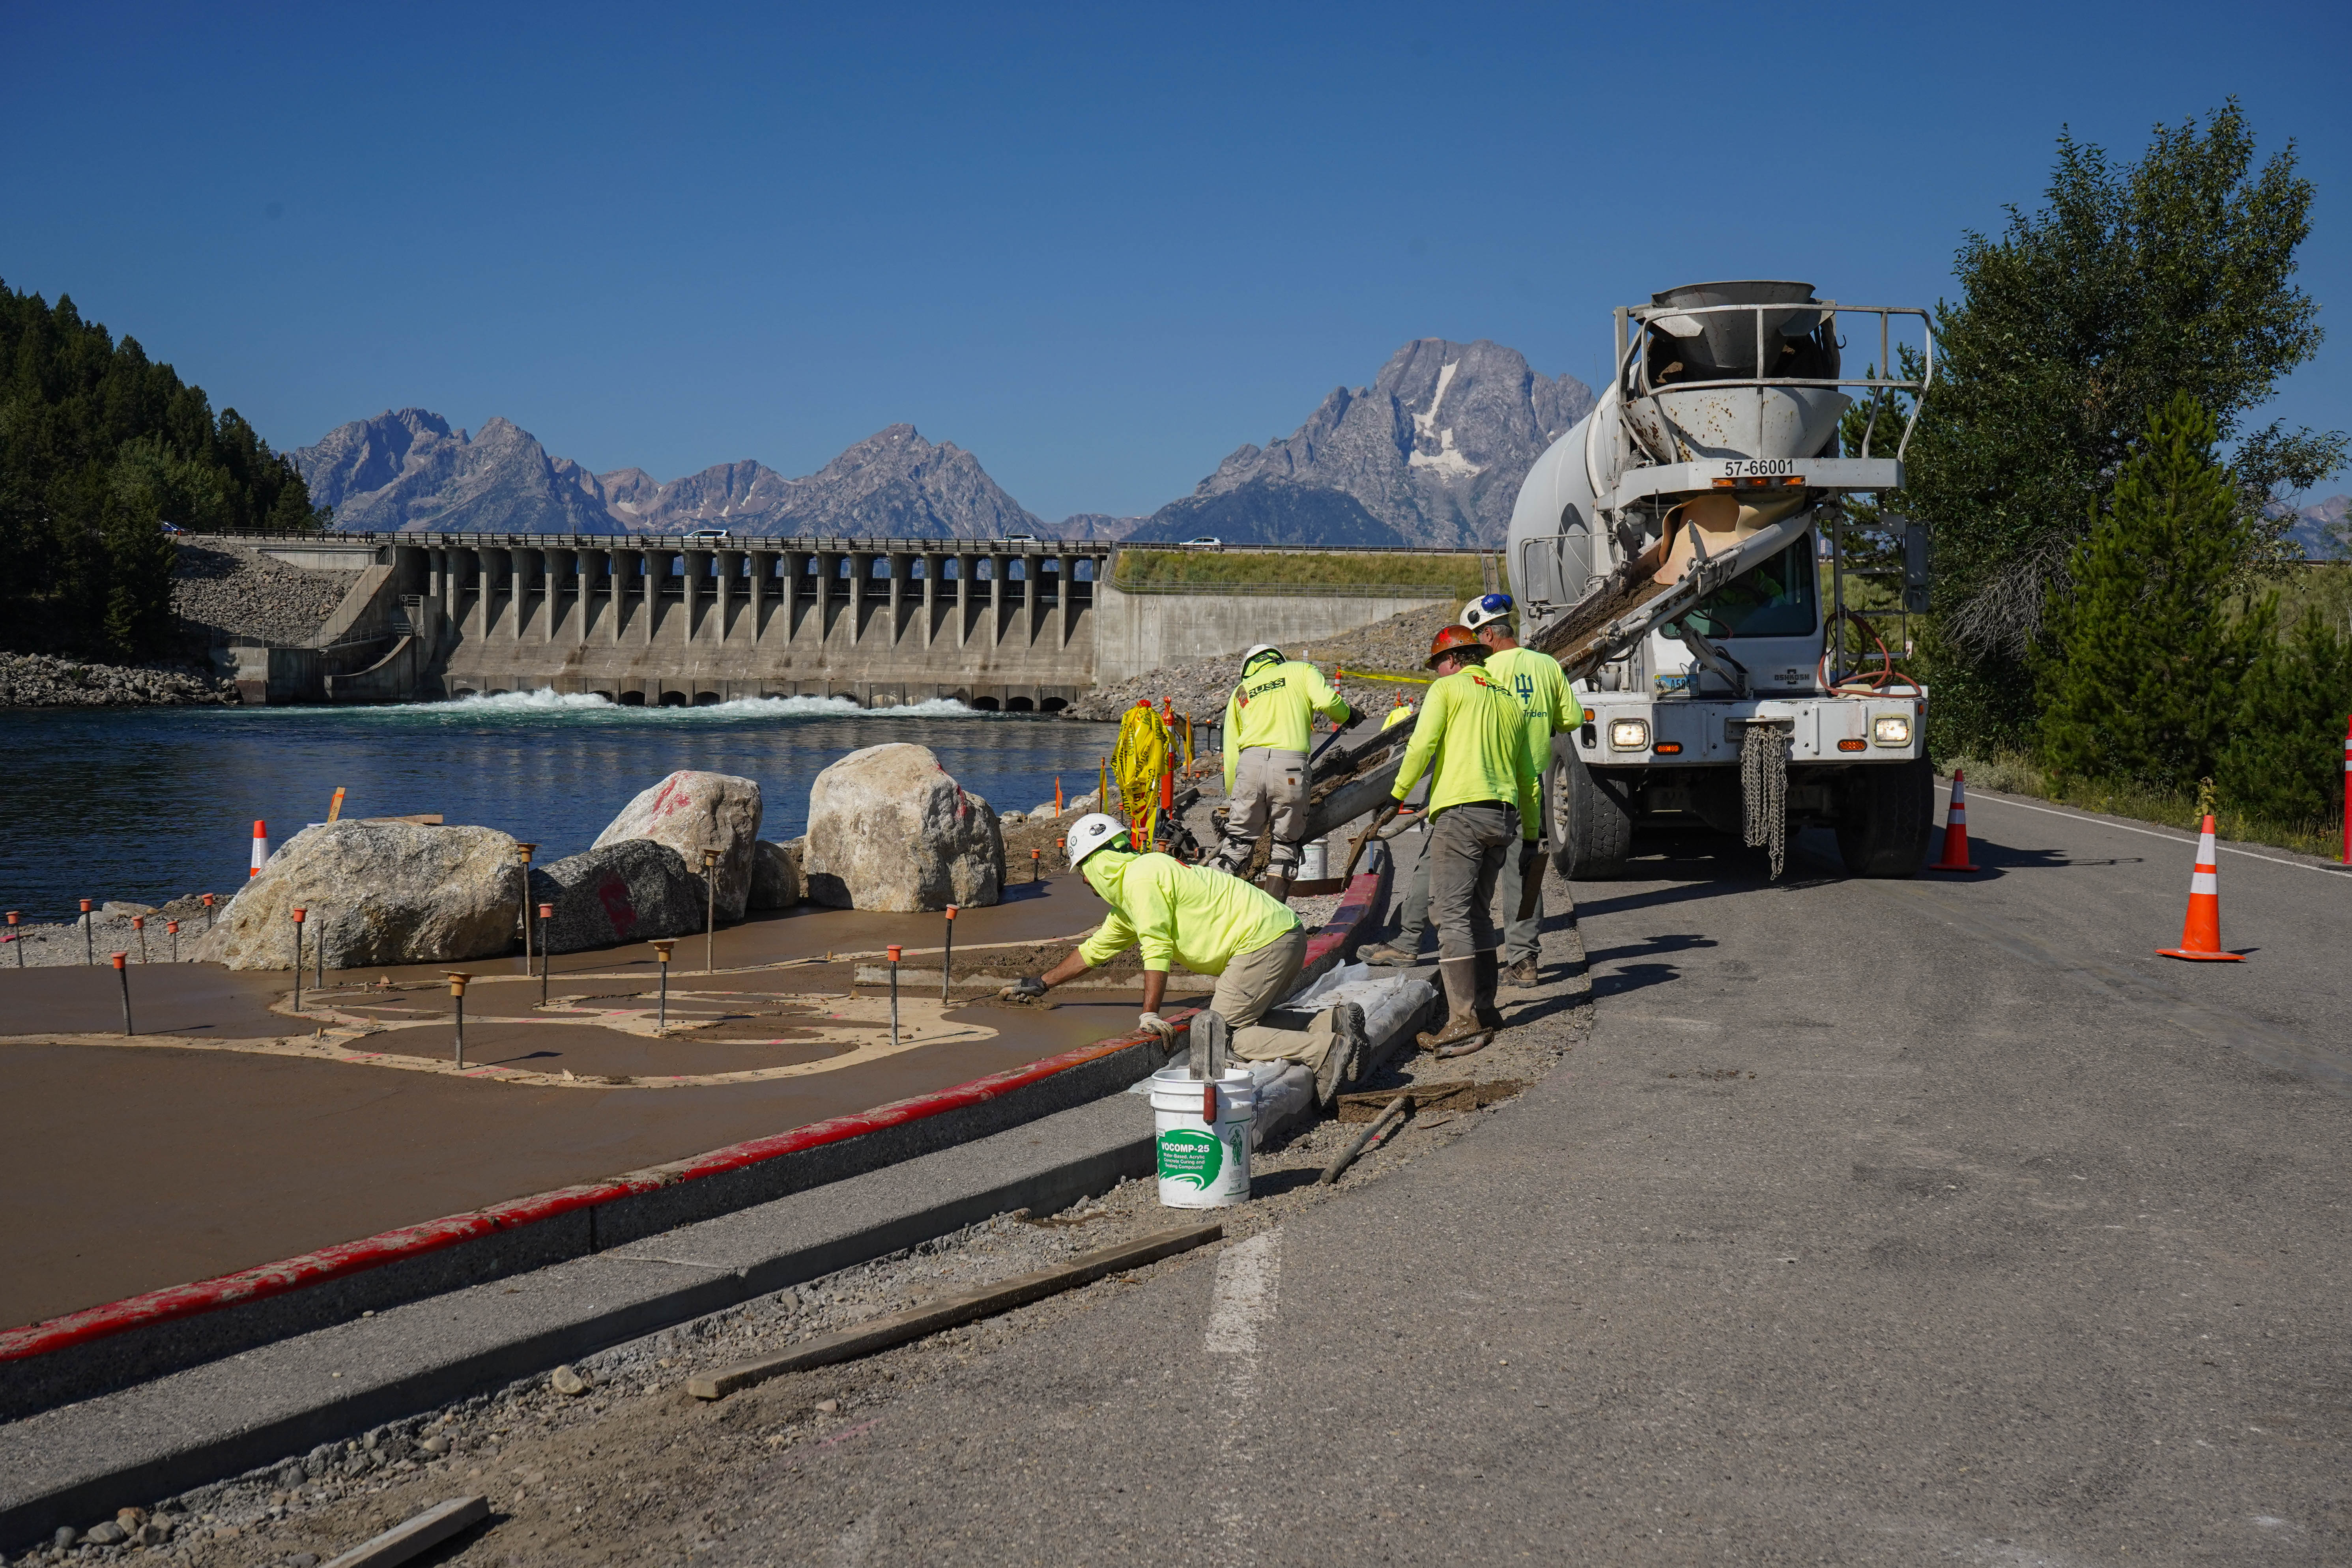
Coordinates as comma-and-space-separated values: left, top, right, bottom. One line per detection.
1872, 716, 1911, 746
1608, 719, 1650, 751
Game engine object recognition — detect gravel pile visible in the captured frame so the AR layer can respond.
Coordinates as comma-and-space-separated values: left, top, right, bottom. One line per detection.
173, 541, 355, 647
0, 893, 228, 965
1061, 601, 1461, 723
0, 652, 236, 709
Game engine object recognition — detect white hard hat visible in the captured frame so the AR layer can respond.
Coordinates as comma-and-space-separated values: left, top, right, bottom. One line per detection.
1240, 643, 1283, 671
1460, 593, 1514, 633
1064, 812, 1128, 871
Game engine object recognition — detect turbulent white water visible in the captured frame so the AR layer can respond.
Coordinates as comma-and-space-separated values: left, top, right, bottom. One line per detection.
382, 690, 989, 722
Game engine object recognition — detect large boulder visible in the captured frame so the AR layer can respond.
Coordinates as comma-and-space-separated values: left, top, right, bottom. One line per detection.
750, 839, 804, 910
591, 771, 763, 922
195, 822, 523, 970
530, 839, 704, 954
804, 745, 1003, 911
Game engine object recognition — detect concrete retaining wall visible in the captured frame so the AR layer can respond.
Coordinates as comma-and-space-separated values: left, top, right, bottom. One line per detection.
1092, 583, 1451, 684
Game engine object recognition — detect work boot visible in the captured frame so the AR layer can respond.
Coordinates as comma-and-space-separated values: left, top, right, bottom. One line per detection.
1415, 957, 1489, 1054
1315, 1003, 1367, 1109
1501, 956, 1541, 987
1472, 950, 1505, 1030
1357, 941, 1423, 967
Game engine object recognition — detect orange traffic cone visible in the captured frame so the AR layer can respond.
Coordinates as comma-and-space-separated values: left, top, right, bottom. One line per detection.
1930, 768, 1979, 872
249, 819, 271, 878
2157, 815, 2244, 962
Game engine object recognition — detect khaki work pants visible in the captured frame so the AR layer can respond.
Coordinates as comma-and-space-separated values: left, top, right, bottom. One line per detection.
1223, 747, 1310, 872
1207, 927, 1337, 1075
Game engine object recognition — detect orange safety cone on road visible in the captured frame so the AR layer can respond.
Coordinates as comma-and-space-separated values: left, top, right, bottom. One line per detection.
1929, 768, 1979, 872
2157, 815, 2244, 962
249, 820, 270, 878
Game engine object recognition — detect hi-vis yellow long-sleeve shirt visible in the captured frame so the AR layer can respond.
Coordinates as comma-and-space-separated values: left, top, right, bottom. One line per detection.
1222, 660, 1350, 794
1482, 644, 1583, 772
1076, 850, 1302, 974
1390, 664, 1541, 838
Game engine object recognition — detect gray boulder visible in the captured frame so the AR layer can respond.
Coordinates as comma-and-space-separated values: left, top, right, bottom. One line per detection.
804, 744, 1002, 912
530, 839, 703, 953
750, 839, 804, 910
194, 822, 523, 970
591, 770, 763, 922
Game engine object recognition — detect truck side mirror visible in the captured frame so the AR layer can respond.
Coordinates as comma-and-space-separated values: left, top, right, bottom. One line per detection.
1901, 519, 1931, 613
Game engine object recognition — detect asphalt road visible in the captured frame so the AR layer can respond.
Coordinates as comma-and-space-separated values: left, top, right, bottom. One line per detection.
673, 790, 2350, 1565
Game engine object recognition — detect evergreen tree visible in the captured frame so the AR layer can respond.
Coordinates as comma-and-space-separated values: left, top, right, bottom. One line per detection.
2217, 606, 2352, 822
2040, 393, 2266, 789
1899, 102, 2344, 753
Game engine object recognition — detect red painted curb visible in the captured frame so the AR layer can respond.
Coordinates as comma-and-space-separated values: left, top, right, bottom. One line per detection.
0, 868, 1386, 1366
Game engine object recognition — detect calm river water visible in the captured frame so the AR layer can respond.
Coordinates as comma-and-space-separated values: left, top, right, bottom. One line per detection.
0, 693, 1120, 922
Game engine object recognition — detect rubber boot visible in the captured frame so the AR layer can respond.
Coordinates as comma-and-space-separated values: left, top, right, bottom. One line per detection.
1415, 957, 1489, 1054
1473, 950, 1505, 1030
1264, 873, 1292, 904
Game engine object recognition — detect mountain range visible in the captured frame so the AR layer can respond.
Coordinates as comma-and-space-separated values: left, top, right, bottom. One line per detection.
293, 338, 1595, 549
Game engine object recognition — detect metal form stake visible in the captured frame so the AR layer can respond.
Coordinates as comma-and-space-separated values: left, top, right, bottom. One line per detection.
1031, 848, 1040, 883
887, 943, 901, 1048
167, 919, 180, 962
653, 940, 674, 1032
700, 848, 721, 972
514, 843, 538, 974
941, 905, 957, 1002
316, 908, 326, 989
6, 912, 20, 968
538, 903, 553, 1005
111, 951, 132, 1035
133, 915, 147, 964
203, 892, 215, 930
81, 899, 93, 966
290, 907, 306, 1013
446, 972, 471, 1067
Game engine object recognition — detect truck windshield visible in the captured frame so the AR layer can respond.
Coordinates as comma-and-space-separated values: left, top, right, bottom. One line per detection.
1680, 538, 1816, 638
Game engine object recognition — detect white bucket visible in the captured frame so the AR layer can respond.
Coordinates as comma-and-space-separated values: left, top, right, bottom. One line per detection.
1298, 837, 1328, 880
1148, 1065, 1256, 1208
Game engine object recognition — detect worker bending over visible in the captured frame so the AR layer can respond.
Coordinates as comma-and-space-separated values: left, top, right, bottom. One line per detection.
1387, 624, 1540, 1055
1004, 813, 1368, 1106
1212, 643, 1352, 899
1460, 593, 1580, 986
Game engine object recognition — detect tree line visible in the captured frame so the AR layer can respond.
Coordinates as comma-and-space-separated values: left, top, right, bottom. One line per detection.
1883, 101, 2350, 830
0, 282, 324, 659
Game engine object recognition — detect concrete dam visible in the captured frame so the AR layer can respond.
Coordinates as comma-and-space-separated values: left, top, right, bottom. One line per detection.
213, 535, 1460, 708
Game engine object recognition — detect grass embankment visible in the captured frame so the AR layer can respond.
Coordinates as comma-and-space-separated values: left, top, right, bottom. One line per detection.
1940, 752, 2345, 862
1111, 548, 1507, 599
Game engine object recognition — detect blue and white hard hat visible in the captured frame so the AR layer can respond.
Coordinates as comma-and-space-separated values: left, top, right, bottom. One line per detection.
1461, 593, 1514, 633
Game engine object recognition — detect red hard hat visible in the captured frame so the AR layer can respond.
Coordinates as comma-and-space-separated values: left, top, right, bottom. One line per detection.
1425, 624, 1485, 668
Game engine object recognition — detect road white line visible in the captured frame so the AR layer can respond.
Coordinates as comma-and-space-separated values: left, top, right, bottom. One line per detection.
1205, 1230, 1282, 1353
1205, 1228, 1283, 1553
1936, 784, 2352, 880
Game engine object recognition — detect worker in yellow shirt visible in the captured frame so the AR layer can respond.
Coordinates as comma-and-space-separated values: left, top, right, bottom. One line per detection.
1002, 813, 1369, 1107
1212, 643, 1353, 899
1385, 624, 1540, 1055
1460, 593, 1582, 987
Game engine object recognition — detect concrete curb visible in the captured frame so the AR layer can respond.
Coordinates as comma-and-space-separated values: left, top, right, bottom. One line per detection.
0, 861, 1389, 1423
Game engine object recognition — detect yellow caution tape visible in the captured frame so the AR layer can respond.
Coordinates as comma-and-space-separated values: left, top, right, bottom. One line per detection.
1335, 666, 1432, 686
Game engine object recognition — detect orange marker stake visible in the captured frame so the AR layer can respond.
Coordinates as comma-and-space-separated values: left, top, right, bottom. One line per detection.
111, 951, 133, 1035
942, 905, 958, 1002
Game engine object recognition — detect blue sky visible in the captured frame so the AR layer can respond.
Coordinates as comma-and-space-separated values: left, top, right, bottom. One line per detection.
6, 0, 2347, 520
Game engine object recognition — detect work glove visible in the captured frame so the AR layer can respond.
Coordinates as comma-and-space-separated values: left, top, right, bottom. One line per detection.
996, 976, 1047, 1004
1516, 839, 1546, 922
1136, 1012, 1180, 1041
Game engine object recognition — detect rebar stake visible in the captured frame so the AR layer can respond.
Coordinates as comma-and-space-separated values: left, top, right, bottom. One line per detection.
447, 972, 471, 1067
538, 903, 553, 1005
941, 905, 957, 1002
700, 848, 721, 973
515, 843, 538, 975
1031, 848, 1040, 883
653, 940, 674, 1032
291, 906, 307, 1013
167, 919, 180, 962
133, 915, 147, 964
80, 899, 93, 966
111, 951, 133, 1035
887, 943, 901, 1048
6, 912, 20, 968
203, 892, 215, 930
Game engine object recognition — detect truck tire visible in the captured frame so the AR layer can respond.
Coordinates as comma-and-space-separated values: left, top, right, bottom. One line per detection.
1835, 758, 1935, 877
1549, 738, 1634, 881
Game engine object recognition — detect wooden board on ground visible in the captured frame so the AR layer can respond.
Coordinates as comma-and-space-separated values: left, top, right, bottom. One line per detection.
1334, 1078, 1527, 1122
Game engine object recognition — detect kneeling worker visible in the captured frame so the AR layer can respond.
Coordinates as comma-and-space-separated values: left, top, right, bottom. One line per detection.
1003, 813, 1367, 1106
1387, 624, 1540, 1054
1212, 644, 1353, 899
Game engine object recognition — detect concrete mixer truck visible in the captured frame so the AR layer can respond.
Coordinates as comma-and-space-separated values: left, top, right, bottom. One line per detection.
1505, 281, 1937, 880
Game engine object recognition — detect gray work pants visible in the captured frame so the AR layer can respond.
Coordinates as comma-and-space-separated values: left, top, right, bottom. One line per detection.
1223, 747, 1309, 871
1395, 817, 1541, 964
1427, 802, 1518, 960
1209, 927, 1339, 1075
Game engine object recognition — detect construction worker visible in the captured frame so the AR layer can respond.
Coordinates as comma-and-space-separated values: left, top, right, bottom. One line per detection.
1001, 813, 1368, 1106
1384, 624, 1539, 1055
1459, 592, 1580, 985
1212, 643, 1353, 899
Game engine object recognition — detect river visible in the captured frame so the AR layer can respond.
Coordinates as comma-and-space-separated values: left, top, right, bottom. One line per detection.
0, 693, 1120, 923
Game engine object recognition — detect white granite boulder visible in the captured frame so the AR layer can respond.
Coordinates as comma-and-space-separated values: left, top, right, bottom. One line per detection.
804, 744, 1002, 911
530, 839, 704, 953
195, 822, 523, 970
750, 839, 805, 910
591, 770, 763, 922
